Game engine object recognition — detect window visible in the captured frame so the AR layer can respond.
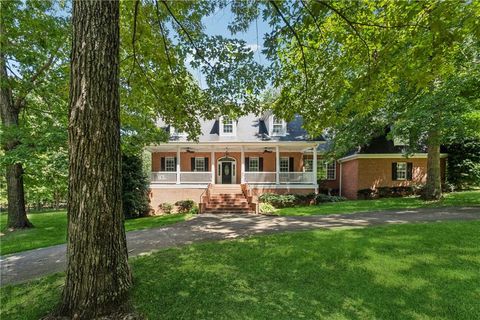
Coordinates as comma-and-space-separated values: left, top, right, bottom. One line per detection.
220, 116, 235, 136
318, 160, 336, 180
195, 157, 206, 172
249, 157, 259, 172
165, 157, 175, 172
170, 126, 185, 136
303, 157, 313, 172
396, 162, 407, 180
272, 116, 286, 135
280, 157, 289, 172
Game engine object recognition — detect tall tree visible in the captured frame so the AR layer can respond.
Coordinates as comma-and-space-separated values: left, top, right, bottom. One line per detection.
0, 0, 68, 228
229, 0, 480, 200
56, 0, 132, 317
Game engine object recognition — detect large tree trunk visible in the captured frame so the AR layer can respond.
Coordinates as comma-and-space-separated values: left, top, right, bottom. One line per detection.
0, 39, 32, 229
56, 0, 132, 318
423, 128, 442, 200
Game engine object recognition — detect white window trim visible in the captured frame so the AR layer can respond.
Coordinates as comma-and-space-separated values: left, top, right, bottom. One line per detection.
194, 157, 206, 172
219, 116, 236, 136
170, 126, 186, 137
249, 157, 259, 172
279, 156, 289, 172
396, 162, 407, 180
165, 157, 176, 172
270, 116, 287, 136
318, 160, 336, 180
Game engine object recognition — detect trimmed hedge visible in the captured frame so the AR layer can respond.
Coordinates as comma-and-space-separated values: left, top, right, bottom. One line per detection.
259, 192, 344, 207
175, 199, 196, 213
315, 194, 347, 203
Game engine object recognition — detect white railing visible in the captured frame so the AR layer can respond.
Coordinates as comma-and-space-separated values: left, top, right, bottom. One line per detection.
279, 172, 315, 184
244, 172, 276, 183
180, 172, 212, 183
151, 172, 177, 183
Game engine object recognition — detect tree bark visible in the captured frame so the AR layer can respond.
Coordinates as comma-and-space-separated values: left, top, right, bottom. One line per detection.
423, 128, 442, 200
57, 0, 132, 318
0, 30, 32, 229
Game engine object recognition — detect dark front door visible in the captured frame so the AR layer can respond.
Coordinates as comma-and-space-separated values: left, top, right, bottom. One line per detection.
221, 162, 232, 184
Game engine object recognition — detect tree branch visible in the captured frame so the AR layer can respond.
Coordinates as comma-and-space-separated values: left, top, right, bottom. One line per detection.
160, 0, 213, 69
154, 0, 174, 75
269, 0, 309, 94
316, 0, 371, 75
14, 47, 59, 111
128, 0, 140, 83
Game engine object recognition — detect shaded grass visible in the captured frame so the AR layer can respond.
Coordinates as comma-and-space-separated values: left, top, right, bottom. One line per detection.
1, 221, 479, 319
276, 190, 480, 216
0, 212, 190, 256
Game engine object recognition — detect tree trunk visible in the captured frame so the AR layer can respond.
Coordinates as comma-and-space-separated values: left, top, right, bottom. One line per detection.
57, 0, 132, 318
423, 128, 442, 200
0, 32, 32, 229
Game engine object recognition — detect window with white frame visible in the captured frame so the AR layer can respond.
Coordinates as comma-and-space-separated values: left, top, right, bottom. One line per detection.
165, 157, 175, 172
303, 157, 313, 172
318, 160, 336, 180
396, 162, 407, 180
220, 117, 235, 135
249, 157, 259, 172
280, 157, 289, 172
272, 116, 286, 135
170, 126, 185, 136
195, 157, 206, 172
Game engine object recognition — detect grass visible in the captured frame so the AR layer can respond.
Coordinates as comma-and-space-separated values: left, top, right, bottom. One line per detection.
0, 211, 191, 256
1, 221, 479, 319
276, 190, 480, 216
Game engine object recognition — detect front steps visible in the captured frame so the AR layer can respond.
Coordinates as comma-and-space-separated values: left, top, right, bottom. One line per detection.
202, 184, 255, 214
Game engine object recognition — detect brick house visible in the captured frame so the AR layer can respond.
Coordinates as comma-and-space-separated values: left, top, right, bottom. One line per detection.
146, 113, 447, 212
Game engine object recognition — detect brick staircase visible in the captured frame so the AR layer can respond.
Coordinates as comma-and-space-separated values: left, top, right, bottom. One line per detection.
201, 184, 255, 214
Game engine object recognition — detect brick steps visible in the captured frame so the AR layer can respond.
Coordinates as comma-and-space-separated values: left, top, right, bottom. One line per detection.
202, 184, 253, 214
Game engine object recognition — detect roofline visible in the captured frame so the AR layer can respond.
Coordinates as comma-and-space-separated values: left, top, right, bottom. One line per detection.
338, 153, 448, 163
146, 140, 324, 149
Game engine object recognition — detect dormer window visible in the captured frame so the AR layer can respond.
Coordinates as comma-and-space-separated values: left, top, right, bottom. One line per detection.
170, 126, 185, 137
220, 116, 236, 136
271, 116, 286, 136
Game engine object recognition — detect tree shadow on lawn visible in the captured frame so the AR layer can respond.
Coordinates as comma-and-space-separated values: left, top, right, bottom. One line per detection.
131, 221, 480, 320
1, 221, 479, 320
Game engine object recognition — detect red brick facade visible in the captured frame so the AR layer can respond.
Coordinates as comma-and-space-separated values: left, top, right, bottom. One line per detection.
340, 157, 447, 199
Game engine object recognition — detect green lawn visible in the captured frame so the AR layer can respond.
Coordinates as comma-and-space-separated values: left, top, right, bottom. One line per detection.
0, 212, 190, 256
1, 221, 479, 319
276, 190, 480, 216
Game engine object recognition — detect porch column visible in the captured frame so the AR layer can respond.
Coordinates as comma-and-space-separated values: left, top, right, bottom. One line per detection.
275, 145, 280, 185
211, 149, 215, 184
313, 145, 318, 189
176, 146, 180, 184
241, 146, 245, 183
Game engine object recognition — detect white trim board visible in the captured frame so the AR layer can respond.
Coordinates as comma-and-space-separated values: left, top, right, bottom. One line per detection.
338, 153, 448, 163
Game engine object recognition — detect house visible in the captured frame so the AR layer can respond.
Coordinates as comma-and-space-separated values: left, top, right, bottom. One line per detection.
145, 114, 447, 212
146, 112, 323, 213
336, 133, 448, 199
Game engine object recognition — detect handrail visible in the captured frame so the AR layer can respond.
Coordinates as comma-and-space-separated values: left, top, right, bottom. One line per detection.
241, 183, 259, 214
199, 183, 212, 214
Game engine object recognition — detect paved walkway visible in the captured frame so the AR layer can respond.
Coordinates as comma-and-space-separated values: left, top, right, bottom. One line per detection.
1, 206, 479, 286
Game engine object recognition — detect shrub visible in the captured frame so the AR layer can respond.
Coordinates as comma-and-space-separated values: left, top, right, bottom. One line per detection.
294, 193, 316, 205
357, 188, 375, 200
159, 202, 173, 214
259, 193, 297, 208
315, 194, 346, 203
446, 138, 480, 189
122, 153, 150, 218
259, 203, 276, 214
189, 206, 199, 215
175, 199, 195, 213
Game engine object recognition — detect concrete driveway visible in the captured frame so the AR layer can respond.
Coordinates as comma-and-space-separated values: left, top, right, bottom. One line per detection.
1, 206, 479, 286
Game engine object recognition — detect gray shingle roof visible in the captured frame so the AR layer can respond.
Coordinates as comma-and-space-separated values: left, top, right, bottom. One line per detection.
159, 113, 324, 143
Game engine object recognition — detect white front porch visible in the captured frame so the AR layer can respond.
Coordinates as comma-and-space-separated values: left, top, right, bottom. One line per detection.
146, 142, 319, 187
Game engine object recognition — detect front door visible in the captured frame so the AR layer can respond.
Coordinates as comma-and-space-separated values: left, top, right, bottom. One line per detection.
221, 162, 232, 184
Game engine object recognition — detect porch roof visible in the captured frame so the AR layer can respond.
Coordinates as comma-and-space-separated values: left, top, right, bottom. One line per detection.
146, 141, 323, 153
